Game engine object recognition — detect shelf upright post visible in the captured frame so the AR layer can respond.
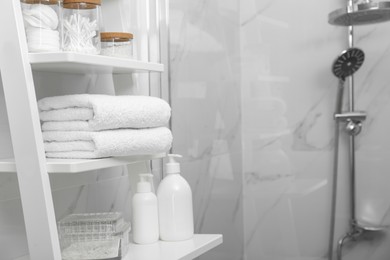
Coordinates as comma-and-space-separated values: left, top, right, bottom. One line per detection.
148, 0, 161, 98
157, 0, 170, 104
147, 0, 168, 179
136, 0, 151, 96
0, 0, 61, 259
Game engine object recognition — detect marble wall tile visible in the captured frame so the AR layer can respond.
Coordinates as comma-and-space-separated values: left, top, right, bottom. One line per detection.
239, 0, 390, 258
169, 0, 244, 259
170, 0, 390, 259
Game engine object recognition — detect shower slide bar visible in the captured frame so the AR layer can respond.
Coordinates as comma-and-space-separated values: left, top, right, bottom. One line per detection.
327, 1, 390, 260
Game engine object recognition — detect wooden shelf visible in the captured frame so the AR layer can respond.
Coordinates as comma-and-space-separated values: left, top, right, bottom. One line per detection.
29, 52, 164, 74
124, 234, 223, 260
0, 153, 166, 173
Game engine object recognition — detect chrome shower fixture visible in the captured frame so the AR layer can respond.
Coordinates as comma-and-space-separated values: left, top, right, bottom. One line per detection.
329, 0, 390, 26
335, 112, 366, 135
331, 48, 365, 117
332, 47, 366, 132
332, 47, 365, 80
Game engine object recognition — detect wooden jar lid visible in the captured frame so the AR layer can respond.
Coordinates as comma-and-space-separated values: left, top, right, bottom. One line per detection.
101, 32, 134, 42
63, 0, 101, 4
63, 0, 101, 9
22, 0, 60, 4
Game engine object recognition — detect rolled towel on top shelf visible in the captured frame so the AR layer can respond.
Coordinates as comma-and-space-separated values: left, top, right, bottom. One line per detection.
43, 127, 173, 159
38, 94, 171, 130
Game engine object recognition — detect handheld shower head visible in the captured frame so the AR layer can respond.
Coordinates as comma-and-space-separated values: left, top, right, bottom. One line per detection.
332, 48, 365, 80
332, 48, 364, 114
329, 1, 390, 26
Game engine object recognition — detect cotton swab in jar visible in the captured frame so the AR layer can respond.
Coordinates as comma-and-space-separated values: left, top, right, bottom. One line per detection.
62, 13, 99, 54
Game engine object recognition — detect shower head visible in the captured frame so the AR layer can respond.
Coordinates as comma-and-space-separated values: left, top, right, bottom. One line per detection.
332, 48, 365, 80
329, 1, 390, 26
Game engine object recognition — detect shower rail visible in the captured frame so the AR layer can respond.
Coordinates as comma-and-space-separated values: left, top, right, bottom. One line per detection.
327, 1, 390, 259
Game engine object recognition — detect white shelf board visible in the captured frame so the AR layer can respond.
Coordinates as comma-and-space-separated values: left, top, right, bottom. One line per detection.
0, 153, 166, 173
29, 52, 164, 74
124, 234, 223, 260
15, 234, 222, 260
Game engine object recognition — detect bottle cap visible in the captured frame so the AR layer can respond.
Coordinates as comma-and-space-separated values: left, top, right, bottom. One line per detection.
166, 154, 182, 174
137, 174, 152, 193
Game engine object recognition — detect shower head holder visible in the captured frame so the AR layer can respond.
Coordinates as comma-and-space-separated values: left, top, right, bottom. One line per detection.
334, 111, 367, 136
334, 111, 367, 122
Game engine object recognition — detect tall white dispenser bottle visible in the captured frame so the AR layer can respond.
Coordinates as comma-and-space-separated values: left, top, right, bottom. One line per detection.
132, 173, 159, 244
157, 154, 194, 241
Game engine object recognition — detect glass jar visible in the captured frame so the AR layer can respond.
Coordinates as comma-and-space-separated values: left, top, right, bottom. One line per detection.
20, 0, 61, 52
62, 0, 102, 54
100, 32, 133, 58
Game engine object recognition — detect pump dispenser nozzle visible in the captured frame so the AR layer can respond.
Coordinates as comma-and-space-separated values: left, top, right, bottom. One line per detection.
166, 154, 182, 174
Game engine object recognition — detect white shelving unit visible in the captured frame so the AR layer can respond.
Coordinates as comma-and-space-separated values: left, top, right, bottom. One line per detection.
125, 234, 223, 260
29, 52, 164, 74
0, 153, 166, 173
0, 0, 222, 259
16, 234, 223, 260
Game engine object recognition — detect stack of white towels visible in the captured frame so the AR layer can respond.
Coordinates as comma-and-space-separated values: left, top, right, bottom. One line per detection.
38, 94, 173, 159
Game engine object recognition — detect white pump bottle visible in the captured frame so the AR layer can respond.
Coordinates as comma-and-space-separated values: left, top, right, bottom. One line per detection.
157, 154, 194, 241
132, 173, 159, 244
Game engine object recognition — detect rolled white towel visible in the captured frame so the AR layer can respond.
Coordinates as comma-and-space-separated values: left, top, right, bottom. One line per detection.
42, 127, 172, 159
38, 94, 171, 130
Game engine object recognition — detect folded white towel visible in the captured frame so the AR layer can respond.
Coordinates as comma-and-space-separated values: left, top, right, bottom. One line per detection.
38, 94, 171, 130
41, 108, 93, 122
42, 127, 172, 159
42, 121, 101, 132
44, 140, 95, 152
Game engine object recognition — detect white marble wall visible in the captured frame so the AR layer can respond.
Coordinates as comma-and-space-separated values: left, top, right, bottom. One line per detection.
170, 0, 390, 259
169, 1, 244, 259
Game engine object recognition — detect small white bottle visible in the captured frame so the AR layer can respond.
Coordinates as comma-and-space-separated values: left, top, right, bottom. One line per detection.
132, 173, 159, 244
157, 154, 194, 241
